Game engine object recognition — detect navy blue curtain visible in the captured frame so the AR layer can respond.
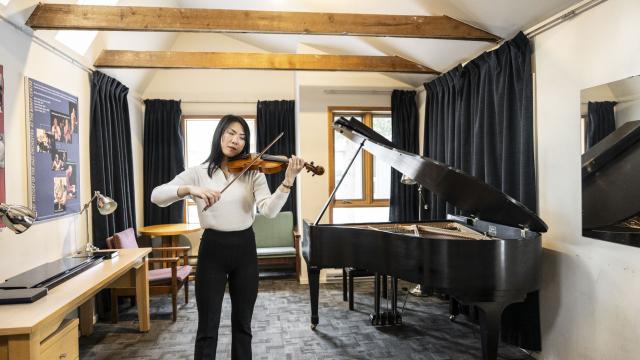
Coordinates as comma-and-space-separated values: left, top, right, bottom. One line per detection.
424, 32, 540, 350
389, 90, 419, 222
587, 101, 617, 149
143, 99, 184, 226
256, 100, 297, 223
90, 71, 137, 248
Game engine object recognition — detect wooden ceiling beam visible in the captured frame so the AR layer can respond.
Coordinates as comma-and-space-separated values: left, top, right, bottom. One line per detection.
93, 50, 439, 74
27, 4, 501, 42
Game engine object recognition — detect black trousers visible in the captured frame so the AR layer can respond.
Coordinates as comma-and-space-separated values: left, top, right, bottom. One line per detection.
194, 227, 258, 360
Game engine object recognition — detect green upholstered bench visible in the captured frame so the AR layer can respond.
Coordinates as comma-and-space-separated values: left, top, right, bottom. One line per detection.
252, 211, 300, 277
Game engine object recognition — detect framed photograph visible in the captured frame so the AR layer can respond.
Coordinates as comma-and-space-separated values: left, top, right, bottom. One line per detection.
50, 110, 72, 144
36, 128, 54, 153
53, 177, 67, 213
0, 65, 4, 115
0, 65, 5, 228
51, 150, 66, 171
26, 77, 80, 221
65, 162, 77, 200
69, 102, 78, 134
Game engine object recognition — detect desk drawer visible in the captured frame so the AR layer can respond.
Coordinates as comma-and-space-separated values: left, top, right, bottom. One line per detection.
40, 318, 78, 360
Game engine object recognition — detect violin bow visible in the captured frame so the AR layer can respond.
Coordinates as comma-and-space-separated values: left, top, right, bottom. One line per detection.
202, 132, 284, 212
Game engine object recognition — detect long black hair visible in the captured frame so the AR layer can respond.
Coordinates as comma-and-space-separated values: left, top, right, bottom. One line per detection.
203, 114, 251, 178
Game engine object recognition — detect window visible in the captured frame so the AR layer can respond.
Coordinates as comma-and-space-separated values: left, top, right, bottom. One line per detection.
329, 107, 392, 224
183, 115, 256, 224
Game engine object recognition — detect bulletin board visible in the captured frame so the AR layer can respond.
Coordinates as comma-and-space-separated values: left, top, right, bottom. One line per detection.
26, 77, 80, 221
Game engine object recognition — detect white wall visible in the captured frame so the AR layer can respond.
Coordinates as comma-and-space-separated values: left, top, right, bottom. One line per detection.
533, 0, 640, 358
614, 99, 640, 127
417, 89, 426, 154
0, 18, 144, 280
128, 96, 144, 236
142, 33, 295, 110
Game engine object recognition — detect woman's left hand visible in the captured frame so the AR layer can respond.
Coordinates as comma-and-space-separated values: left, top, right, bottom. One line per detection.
284, 155, 305, 185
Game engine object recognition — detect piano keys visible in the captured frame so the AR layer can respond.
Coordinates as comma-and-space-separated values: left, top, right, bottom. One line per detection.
303, 116, 547, 360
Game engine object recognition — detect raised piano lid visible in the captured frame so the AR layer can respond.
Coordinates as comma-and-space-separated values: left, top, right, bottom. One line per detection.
582, 120, 640, 178
582, 120, 640, 229
333, 117, 548, 233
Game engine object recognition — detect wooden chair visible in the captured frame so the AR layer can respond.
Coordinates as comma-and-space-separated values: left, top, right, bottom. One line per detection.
106, 228, 192, 322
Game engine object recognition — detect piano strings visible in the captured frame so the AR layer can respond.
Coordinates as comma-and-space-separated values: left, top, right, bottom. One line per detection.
620, 216, 640, 229
361, 222, 491, 240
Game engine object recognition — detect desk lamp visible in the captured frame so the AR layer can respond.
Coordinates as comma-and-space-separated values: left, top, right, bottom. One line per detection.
80, 191, 117, 251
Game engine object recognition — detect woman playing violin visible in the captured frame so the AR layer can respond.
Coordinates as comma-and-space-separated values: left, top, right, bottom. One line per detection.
151, 115, 305, 360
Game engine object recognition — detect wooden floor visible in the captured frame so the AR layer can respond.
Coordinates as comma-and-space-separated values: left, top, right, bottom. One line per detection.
80, 279, 533, 360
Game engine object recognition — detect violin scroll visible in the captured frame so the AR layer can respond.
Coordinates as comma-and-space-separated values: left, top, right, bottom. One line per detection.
305, 161, 324, 176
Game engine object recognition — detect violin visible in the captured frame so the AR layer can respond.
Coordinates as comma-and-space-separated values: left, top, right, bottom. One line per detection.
203, 133, 322, 212
226, 154, 325, 176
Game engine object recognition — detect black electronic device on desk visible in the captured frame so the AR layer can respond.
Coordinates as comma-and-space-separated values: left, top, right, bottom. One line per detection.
582, 120, 640, 247
302, 117, 548, 360
72, 249, 119, 259
0, 255, 104, 304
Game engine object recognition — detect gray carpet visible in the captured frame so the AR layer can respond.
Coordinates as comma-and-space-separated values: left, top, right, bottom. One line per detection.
79, 279, 533, 360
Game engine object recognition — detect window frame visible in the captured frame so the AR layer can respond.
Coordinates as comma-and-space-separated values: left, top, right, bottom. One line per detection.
181, 114, 256, 223
327, 106, 391, 224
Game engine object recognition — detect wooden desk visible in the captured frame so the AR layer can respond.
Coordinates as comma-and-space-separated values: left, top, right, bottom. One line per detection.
0, 248, 151, 360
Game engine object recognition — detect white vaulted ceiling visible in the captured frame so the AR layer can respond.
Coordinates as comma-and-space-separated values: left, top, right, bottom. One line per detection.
1, 0, 581, 95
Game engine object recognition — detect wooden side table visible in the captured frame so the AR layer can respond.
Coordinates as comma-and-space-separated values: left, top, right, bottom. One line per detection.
138, 223, 201, 268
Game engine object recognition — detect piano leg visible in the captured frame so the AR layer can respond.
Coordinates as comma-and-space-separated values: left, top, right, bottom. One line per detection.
390, 276, 402, 325
449, 298, 460, 321
370, 273, 381, 325
382, 275, 388, 299
342, 268, 348, 302
348, 270, 355, 310
475, 302, 507, 360
308, 265, 320, 330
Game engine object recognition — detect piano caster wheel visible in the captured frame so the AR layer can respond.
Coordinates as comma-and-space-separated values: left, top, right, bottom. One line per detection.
310, 324, 317, 330
449, 314, 457, 322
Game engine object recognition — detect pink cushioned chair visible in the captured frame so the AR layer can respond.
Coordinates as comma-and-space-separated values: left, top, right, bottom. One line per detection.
106, 228, 192, 322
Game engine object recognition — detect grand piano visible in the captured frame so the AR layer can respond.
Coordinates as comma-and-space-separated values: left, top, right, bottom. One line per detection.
303, 117, 548, 360
582, 120, 640, 246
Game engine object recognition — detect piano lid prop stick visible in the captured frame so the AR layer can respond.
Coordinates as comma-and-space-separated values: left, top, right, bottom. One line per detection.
314, 139, 366, 225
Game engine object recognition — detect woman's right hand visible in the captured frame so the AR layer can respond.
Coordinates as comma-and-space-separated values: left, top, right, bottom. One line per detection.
180, 185, 221, 209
